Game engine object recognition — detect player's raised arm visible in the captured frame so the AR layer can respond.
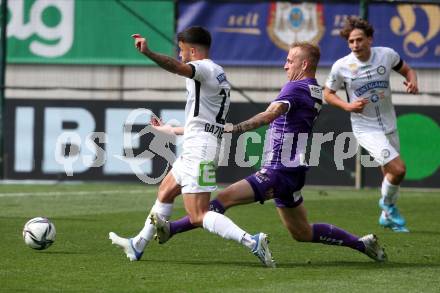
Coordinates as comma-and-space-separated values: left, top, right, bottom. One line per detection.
132, 34, 194, 78
225, 102, 288, 133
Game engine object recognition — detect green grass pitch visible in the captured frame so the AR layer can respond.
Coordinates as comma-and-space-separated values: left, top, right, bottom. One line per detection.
1, 183, 439, 292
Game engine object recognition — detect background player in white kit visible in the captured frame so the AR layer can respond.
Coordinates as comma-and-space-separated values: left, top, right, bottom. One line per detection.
324, 17, 418, 232
109, 26, 275, 267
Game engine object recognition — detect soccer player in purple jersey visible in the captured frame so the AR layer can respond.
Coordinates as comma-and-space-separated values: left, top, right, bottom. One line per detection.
153, 42, 387, 262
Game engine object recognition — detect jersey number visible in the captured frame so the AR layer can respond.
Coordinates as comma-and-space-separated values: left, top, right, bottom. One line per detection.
193, 85, 229, 125
216, 89, 229, 125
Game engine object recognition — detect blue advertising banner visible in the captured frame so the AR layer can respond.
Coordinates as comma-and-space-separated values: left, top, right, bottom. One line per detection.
178, 2, 440, 68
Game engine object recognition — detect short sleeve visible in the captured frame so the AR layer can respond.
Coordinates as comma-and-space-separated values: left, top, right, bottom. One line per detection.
384, 47, 401, 69
272, 83, 300, 113
325, 62, 344, 91
271, 100, 291, 113
188, 60, 209, 82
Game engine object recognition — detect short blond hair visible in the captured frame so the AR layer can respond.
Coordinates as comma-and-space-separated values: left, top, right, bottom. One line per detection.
290, 42, 320, 70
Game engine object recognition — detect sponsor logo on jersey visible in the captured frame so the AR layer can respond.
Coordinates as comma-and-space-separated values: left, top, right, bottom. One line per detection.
354, 81, 389, 97
267, 3, 324, 51
198, 161, 216, 186
308, 85, 323, 100
216, 73, 227, 84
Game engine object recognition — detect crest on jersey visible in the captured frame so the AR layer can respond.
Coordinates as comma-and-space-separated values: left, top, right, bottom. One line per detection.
381, 149, 390, 159
349, 63, 359, 76
377, 66, 386, 75
267, 3, 325, 51
370, 94, 380, 103
369, 90, 385, 103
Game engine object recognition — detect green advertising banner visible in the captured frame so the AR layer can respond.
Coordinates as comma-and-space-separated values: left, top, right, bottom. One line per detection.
6, 0, 175, 65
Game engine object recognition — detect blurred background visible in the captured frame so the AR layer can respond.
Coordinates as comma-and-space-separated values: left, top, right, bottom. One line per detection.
1, 0, 439, 188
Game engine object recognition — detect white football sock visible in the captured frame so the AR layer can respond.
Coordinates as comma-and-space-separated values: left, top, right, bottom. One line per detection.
240, 233, 257, 250
381, 177, 399, 205
132, 199, 173, 251
202, 211, 255, 250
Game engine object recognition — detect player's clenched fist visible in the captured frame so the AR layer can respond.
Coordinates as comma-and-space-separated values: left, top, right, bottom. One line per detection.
346, 98, 368, 113
131, 34, 148, 54
403, 80, 418, 94
224, 123, 233, 133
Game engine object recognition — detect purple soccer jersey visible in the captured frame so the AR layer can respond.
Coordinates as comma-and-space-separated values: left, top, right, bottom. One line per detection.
262, 78, 322, 170
168, 76, 368, 256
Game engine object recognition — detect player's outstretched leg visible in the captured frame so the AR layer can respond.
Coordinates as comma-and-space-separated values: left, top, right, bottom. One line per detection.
359, 234, 387, 262
202, 211, 276, 268
109, 232, 144, 261
154, 199, 227, 244
109, 200, 174, 260
311, 223, 388, 261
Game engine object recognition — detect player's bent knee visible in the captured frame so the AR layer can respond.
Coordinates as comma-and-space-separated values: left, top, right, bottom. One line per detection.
287, 226, 312, 242
390, 165, 406, 181
397, 165, 406, 178
290, 231, 309, 242
188, 213, 204, 227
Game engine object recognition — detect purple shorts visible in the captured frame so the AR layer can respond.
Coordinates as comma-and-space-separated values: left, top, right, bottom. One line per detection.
245, 167, 306, 208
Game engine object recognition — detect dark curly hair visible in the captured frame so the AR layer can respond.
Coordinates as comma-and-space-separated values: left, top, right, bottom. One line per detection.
177, 26, 211, 49
339, 17, 374, 40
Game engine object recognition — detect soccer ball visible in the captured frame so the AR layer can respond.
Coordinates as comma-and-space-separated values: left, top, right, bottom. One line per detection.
22, 217, 56, 250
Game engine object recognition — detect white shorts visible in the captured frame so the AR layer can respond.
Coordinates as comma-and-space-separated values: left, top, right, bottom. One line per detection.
171, 136, 220, 194
355, 130, 400, 166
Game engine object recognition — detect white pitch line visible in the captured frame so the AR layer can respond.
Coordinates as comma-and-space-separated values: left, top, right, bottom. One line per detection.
0, 189, 151, 198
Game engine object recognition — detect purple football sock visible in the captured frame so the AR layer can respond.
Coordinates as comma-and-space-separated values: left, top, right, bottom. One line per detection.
169, 199, 226, 237
312, 223, 365, 252
209, 199, 226, 214
169, 216, 196, 236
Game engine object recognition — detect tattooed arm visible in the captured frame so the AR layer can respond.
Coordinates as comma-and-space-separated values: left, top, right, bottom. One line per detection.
225, 102, 289, 133
143, 50, 193, 78
133, 34, 193, 78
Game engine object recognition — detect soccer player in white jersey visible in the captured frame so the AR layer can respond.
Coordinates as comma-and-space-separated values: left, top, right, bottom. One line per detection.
324, 17, 418, 232
109, 26, 275, 267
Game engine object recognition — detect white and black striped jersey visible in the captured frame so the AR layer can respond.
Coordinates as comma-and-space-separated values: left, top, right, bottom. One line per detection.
326, 47, 403, 134
183, 59, 231, 144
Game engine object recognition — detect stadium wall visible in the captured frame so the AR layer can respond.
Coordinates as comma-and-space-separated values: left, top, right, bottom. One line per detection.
3, 0, 440, 187
4, 81, 440, 188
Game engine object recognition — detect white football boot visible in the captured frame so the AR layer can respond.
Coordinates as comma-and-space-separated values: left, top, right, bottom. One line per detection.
109, 232, 143, 261
150, 213, 171, 244
251, 233, 276, 268
359, 234, 387, 262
